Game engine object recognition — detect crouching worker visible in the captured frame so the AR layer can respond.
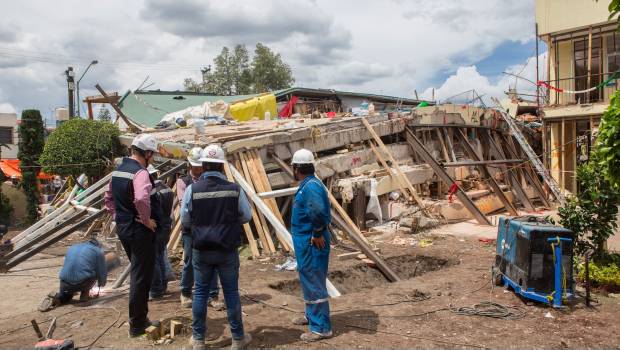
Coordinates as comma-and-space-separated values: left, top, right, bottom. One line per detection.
180, 145, 252, 350
290, 149, 333, 342
39, 237, 107, 312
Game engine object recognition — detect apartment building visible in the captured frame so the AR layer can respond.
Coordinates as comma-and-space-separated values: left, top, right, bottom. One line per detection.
536, 0, 616, 193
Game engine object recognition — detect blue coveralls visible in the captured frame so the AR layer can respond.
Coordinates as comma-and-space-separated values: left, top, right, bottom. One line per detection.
291, 174, 332, 335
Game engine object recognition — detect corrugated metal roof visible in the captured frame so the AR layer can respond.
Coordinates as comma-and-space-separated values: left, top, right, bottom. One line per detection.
118, 90, 261, 127
118, 87, 428, 127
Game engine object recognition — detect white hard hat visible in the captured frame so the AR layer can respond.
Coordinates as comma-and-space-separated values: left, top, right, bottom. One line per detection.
131, 134, 159, 153
146, 164, 158, 175
199, 144, 226, 164
187, 147, 203, 167
291, 149, 315, 165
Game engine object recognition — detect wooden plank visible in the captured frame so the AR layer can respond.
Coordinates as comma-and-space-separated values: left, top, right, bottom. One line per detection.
443, 128, 457, 162
405, 127, 491, 225
361, 118, 424, 207
248, 150, 291, 251
435, 128, 450, 162
368, 140, 409, 198
223, 162, 260, 258
235, 153, 275, 254
258, 187, 298, 199
455, 129, 518, 216
229, 164, 342, 297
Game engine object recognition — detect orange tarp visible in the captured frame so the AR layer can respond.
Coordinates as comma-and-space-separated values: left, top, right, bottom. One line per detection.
0, 159, 53, 180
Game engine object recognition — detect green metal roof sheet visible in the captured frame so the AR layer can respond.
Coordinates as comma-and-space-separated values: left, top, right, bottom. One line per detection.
119, 87, 428, 128
118, 90, 261, 127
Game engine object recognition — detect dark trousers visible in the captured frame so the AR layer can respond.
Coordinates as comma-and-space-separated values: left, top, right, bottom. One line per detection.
58, 278, 97, 304
181, 234, 220, 299
118, 222, 156, 333
151, 234, 170, 298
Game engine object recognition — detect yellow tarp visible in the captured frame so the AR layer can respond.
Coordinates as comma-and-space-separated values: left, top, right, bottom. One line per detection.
229, 93, 276, 122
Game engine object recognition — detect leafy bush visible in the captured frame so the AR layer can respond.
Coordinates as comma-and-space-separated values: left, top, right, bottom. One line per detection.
558, 158, 619, 258
0, 193, 13, 226
596, 91, 620, 188
18, 109, 45, 224
577, 254, 620, 292
40, 119, 124, 178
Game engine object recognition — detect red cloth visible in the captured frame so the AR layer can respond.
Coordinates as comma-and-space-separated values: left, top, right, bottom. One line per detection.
326, 111, 336, 118
278, 95, 299, 118
0, 159, 53, 180
448, 182, 459, 203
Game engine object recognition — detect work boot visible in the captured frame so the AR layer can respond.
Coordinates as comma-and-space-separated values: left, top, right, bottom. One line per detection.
181, 294, 193, 308
208, 297, 226, 311
291, 316, 309, 325
38, 291, 60, 312
189, 336, 206, 350
129, 319, 161, 338
231, 333, 252, 350
300, 331, 333, 342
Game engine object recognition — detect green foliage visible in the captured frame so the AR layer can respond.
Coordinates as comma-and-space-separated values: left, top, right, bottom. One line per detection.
610, 0, 620, 30
558, 158, 619, 259
596, 91, 620, 188
40, 118, 123, 179
577, 255, 620, 291
0, 192, 13, 226
97, 107, 112, 122
183, 43, 293, 95
18, 109, 45, 224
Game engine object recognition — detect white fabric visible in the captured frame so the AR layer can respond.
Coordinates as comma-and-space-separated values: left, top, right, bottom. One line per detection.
366, 179, 383, 223
160, 100, 232, 124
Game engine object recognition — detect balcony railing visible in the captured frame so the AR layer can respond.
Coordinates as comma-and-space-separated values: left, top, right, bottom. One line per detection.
540, 71, 619, 106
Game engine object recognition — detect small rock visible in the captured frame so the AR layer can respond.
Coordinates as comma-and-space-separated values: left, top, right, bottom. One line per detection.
446, 292, 452, 296
282, 302, 288, 306
544, 312, 554, 319
69, 320, 84, 328
436, 291, 442, 296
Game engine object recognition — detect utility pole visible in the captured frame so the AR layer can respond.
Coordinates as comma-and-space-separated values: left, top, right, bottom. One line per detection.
65, 67, 75, 118
535, 23, 540, 107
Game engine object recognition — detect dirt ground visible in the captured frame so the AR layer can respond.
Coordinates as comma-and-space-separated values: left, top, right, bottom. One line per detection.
1, 220, 620, 349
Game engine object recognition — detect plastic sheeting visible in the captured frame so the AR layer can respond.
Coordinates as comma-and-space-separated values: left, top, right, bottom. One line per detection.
0, 159, 53, 180
229, 94, 277, 122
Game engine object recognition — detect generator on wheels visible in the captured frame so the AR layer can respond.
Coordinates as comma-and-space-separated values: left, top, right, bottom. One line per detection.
492, 216, 574, 308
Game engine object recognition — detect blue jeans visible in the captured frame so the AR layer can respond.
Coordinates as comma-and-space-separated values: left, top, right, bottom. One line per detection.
180, 235, 220, 299
151, 237, 169, 297
191, 249, 244, 341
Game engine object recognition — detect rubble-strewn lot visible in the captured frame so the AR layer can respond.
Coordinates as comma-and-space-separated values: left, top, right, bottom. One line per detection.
2, 224, 619, 349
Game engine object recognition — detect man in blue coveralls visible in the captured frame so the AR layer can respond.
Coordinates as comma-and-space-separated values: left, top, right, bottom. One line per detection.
289, 148, 333, 342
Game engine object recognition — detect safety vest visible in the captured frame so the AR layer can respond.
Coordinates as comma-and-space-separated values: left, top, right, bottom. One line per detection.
152, 180, 174, 233
110, 158, 154, 225
180, 175, 194, 236
190, 175, 242, 251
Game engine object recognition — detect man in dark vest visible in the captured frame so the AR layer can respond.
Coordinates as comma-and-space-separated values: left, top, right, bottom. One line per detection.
148, 165, 175, 299
180, 144, 252, 350
177, 147, 223, 310
104, 134, 160, 338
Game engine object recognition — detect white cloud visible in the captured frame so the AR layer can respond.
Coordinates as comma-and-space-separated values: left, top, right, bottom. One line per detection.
0, 0, 536, 116
0, 102, 16, 113
421, 53, 547, 105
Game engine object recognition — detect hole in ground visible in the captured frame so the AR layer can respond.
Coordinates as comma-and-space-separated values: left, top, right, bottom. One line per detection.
269, 254, 457, 295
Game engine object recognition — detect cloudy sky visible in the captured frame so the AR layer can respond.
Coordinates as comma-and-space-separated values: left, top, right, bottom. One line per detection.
0, 0, 543, 121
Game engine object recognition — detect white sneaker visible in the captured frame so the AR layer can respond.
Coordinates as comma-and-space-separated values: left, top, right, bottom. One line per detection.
231, 333, 252, 350
181, 294, 192, 308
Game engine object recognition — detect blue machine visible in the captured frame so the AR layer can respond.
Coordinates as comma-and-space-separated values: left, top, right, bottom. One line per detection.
492, 216, 574, 308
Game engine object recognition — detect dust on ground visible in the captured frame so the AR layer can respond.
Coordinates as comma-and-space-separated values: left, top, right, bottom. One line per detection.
1, 222, 620, 349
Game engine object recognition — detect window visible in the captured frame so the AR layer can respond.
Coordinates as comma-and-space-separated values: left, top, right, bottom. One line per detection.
0, 127, 12, 144
607, 33, 620, 73
574, 37, 602, 102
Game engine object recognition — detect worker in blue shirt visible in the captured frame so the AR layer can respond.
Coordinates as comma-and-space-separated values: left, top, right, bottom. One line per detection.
180, 144, 253, 350
39, 237, 107, 312
289, 149, 333, 342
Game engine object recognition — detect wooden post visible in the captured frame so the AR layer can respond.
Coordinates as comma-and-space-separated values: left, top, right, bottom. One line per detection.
352, 186, 367, 231
87, 102, 94, 120
587, 27, 593, 103
561, 118, 566, 192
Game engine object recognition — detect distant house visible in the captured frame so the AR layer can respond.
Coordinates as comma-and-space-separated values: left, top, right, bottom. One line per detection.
536, 0, 616, 193
0, 113, 18, 159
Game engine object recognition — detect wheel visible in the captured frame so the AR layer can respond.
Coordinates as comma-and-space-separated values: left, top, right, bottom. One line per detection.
492, 267, 503, 286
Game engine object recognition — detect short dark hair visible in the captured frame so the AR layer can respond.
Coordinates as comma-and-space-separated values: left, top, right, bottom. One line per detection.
202, 162, 224, 173
293, 163, 315, 175
131, 145, 147, 158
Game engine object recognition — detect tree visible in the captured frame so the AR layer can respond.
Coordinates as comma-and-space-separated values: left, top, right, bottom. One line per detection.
251, 43, 294, 93
98, 106, 112, 122
558, 156, 620, 259
0, 142, 13, 227
18, 109, 45, 224
183, 43, 294, 94
40, 119, 123, 179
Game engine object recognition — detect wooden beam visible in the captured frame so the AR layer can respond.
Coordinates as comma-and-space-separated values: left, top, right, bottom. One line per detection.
224, 162, 260, 258
258, 187, 298, 199
229, 164, 342, 297
455, 129, 518, 216
442, 159, 526, 167
405, 127, 491, 225
361, 118, 424, 207
95, 84, 144, 133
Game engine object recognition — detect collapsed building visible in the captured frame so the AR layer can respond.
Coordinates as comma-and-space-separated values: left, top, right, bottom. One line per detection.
0, 86, 555, 285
